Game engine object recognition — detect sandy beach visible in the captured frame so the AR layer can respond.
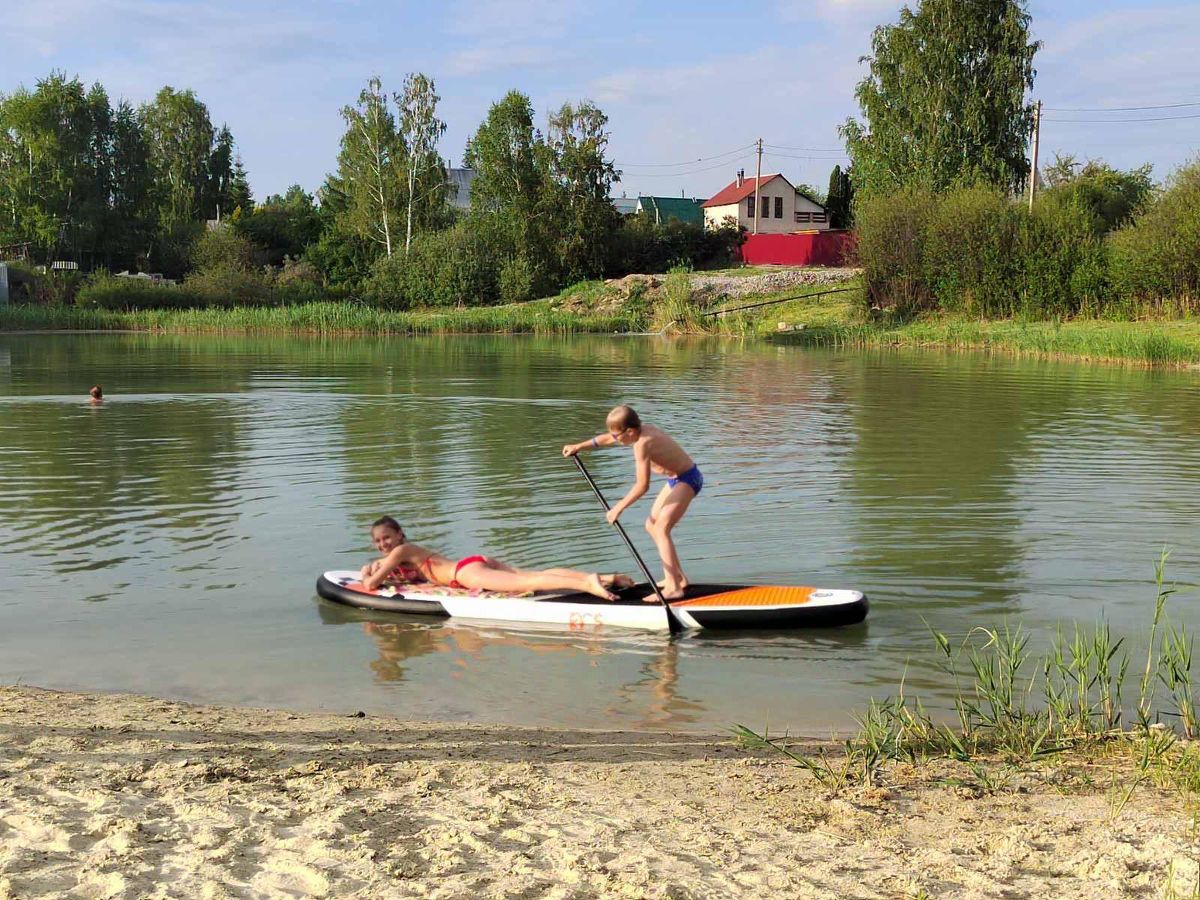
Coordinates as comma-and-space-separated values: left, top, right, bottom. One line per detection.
0, 685, 1196, 899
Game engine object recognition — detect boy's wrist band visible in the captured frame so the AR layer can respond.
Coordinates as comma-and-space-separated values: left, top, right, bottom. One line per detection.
591, 437, 599, 448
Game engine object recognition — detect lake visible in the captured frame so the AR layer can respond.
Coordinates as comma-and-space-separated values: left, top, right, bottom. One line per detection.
1, 332, 1197, 733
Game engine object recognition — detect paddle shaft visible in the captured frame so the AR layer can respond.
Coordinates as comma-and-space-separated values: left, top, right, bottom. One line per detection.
570, 454, 684, 634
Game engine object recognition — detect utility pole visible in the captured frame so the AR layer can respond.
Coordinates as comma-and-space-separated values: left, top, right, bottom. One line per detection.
1028, 100, 1041, 212
753, 137, 763, 234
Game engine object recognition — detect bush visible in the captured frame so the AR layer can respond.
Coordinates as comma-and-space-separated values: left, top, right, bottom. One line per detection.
191, 227, 258, 272
857, 183, 1116, 318
1018, 194, 1110, 317
855, 185, 937, 314
76, 272, 207, 310
922, 184, 1020, 315
608, 217, 743, 276
363, 222, 501, 309
498, 254, 536, 304
1109, 159, 1200, 303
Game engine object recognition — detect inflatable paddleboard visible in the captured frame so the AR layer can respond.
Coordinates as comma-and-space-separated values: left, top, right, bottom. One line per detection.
315, 571, 868, 631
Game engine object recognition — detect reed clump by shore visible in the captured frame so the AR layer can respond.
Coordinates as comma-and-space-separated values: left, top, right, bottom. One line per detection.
736, 552, 1200, 816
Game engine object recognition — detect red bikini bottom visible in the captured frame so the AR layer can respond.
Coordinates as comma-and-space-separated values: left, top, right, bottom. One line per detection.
449, 555, 488, 589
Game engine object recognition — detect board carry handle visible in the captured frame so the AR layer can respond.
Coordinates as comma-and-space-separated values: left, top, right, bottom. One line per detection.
570, 454, 685, 635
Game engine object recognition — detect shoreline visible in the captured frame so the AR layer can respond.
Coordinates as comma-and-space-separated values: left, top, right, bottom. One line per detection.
2, 685, 1196, 898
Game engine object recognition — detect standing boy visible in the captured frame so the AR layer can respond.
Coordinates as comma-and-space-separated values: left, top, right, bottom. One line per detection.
562, 405, 702, 600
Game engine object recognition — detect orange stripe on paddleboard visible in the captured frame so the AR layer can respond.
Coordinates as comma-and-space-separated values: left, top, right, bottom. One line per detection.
674, 586, 817, 608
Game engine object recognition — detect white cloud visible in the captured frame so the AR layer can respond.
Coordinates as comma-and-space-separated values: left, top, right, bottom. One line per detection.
774, 0, 898, 26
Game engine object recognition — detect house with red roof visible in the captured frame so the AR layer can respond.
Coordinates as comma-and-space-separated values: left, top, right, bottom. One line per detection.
701, 171, 830, 234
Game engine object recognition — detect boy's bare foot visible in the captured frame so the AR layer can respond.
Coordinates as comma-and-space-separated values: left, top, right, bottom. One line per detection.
601, 573, 636, 590
585, 573, 618, 602
659, 587, 686, 601
656, 578, 689, 591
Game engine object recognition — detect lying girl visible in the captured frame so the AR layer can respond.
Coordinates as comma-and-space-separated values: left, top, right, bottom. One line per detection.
359, 516, 633, 601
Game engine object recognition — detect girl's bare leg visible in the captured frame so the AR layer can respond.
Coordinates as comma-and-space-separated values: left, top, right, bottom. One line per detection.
454, 564, 616, 601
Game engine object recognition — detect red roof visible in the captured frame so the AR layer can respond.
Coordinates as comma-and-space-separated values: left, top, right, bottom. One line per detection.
701, 173, 792, 208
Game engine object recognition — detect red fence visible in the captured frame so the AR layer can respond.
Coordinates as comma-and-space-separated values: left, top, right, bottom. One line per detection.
739, 230, 857, 267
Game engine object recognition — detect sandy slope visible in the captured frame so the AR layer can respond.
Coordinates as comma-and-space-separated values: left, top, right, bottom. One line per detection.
0, 686, 1195, 899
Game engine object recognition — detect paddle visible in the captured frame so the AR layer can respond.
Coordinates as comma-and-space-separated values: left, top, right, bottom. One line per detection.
570, 454, 685, 635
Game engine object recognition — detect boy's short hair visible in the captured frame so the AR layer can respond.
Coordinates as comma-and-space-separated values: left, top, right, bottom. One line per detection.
606, 405, 641, 432
89, 385, 103, 398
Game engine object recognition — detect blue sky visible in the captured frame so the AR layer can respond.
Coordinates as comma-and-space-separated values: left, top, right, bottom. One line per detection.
4, 0, 1199, 200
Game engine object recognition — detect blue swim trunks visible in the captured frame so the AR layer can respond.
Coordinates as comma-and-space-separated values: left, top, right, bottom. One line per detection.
667, 464, 704, 496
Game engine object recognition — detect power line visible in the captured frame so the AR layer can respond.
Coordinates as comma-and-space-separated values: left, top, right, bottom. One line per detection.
764, 143, 846, 153
1043, 112, 1200, 124
616, 143, 756, 169
1044, 100, 1200, 112
616, 155, 756, 179
764, 151, 850, 161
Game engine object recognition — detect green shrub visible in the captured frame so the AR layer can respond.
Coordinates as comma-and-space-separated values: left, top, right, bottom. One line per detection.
76, 272, 207, 310
608, 216, 743, 276
191, 227, 258, 272
498, 254, 536, 304
922, 184, 1020, 315
855, 185, 936, 314
1019, 194, 1110, 317
363, 222, 500, 309
1109, 159, 1200, 304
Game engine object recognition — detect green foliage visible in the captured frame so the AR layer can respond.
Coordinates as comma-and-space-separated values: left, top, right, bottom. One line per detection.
858, 183, 1111, 318
190, 226, 257, 273
607, 216, 743, 275
363, 221, 498, 309
1109, 158, 1200, 304
1040, 154, 1155, 235
76, 272, 206, 309
825, 165, 854, 229
234, 185, 322, 265
855, 185, 936, 314
842, 0, 1039, 197
396, 72, 449, 255
498, 254, 536, 304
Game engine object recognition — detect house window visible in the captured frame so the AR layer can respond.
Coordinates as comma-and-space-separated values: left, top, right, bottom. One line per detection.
796, 211, 812, 224
747, 197, 755, 217
760, 196, 769, 219
813, 212, 828, 223
774, 196, 783, 218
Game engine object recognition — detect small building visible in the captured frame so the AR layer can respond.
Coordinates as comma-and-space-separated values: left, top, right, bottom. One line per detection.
701, 171, 830, 234
611, 195, 639, 216
447, 168, 476, 210
635, 196, 705, 227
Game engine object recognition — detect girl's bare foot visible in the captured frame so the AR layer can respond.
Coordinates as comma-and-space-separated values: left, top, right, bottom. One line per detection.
601, 573, 636, 590
585, 573, 618, 602
659, 587, 686, 601
657, 578, 688, 591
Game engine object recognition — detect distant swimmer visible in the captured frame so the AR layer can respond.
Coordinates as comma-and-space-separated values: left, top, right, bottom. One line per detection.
563, 405, 702, 600
89, 385, 103, 405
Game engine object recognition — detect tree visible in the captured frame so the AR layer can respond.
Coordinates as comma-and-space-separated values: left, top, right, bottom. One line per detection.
825, 164, 855, 228
1039, 153, 1154, 234
395, 73, 448, 256
546, 100, 620, 281
841, 0, 1040, 197
228, 154, 253, 214
140, 87, 216, 228
236, 184, 322, 264
206, 124, 236, 220
333, 77, 404, 257
107, 99, 154, 267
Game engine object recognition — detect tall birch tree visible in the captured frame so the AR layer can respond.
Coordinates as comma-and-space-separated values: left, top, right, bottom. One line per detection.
841, 0, 1040, 197
335, 77, 403, 257
395, 73, 447, 256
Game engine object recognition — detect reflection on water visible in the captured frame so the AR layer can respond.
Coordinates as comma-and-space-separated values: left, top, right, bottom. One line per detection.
0, 333, 1197, 732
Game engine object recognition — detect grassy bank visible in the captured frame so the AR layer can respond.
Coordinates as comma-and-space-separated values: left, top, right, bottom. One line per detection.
4, 269, 1199, 367
736, 553, 1199, 812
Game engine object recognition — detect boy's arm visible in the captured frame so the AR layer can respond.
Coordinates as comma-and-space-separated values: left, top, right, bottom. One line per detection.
607, 443, 652, 523
562, 433, 616, 456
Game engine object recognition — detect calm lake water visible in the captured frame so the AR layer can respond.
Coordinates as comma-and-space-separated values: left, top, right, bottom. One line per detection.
1, 332, 1197, 734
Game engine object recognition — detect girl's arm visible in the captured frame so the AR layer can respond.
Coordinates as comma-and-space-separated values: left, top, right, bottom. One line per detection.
362, 546, 407, 591
562, 433, 615, 456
